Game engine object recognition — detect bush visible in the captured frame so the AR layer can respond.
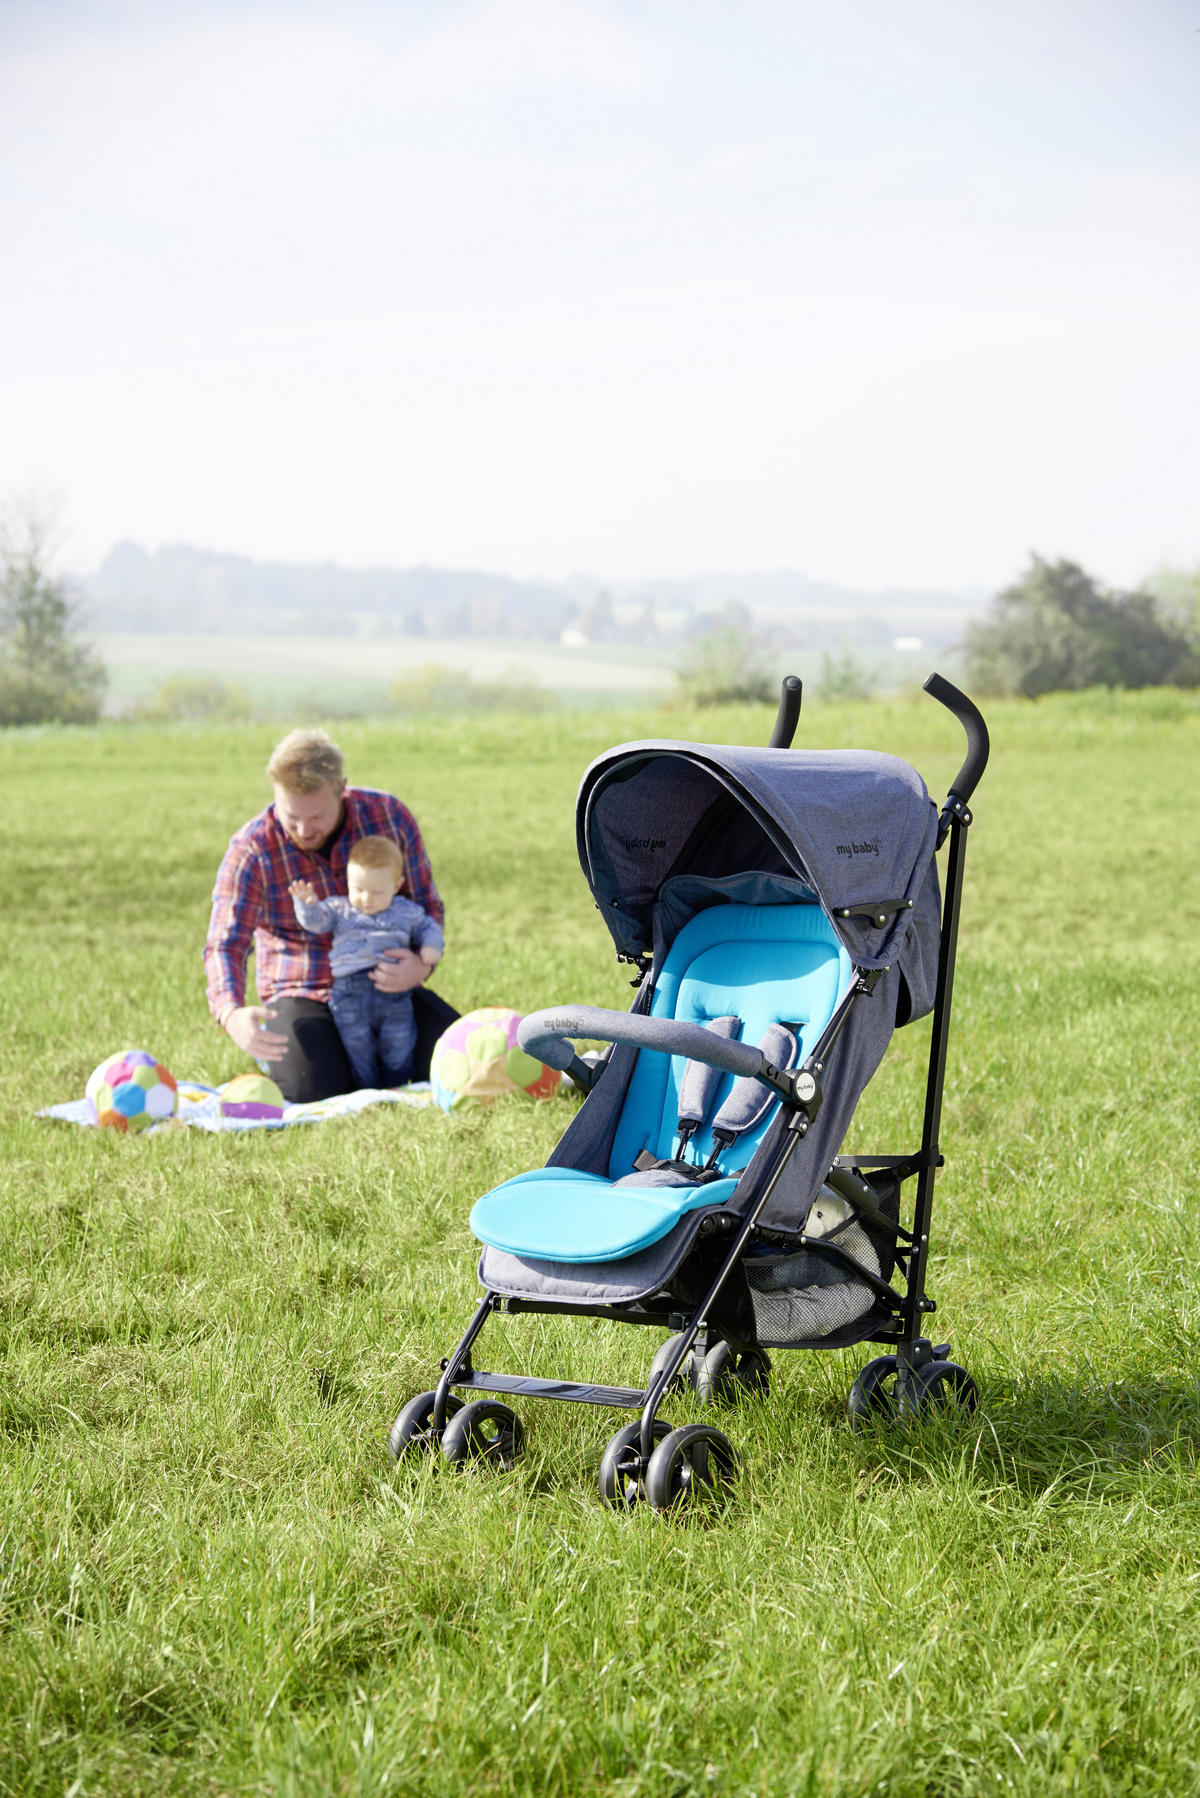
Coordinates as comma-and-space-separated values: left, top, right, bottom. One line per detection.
131, 675, 255, 724
0, 501, 106, 726
675, 628, 775, 706
965, 556, 1200, 698
817, 651, 876, 701
388, 664, 556, 714
0, 665, 105, 726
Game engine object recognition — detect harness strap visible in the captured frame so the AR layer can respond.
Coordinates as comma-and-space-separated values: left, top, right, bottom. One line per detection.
635, 1020, 802, 1182
704, 1023, 799, 1156
673, 1016, 739, 1158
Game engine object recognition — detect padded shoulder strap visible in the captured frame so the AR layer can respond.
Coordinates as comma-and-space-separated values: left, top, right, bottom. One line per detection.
708, 1023, 798, 1143
675, 1015, 739, 1150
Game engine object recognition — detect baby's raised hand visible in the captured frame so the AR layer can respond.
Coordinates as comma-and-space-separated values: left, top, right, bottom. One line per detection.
290, 878, 317, 904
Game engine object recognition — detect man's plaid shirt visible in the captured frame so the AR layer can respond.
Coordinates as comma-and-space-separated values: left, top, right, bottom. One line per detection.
204, 787, 443, 1022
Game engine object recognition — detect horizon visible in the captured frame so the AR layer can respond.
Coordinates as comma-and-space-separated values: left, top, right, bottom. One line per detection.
81, 533, 992, 603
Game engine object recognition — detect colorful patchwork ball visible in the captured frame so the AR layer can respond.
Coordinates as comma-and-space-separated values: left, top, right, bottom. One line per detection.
220, 1072, 287, 1120
85, 1049, 179, 1133
430, 1007, 560, 1112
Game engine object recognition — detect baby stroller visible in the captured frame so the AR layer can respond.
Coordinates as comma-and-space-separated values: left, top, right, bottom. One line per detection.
390, 673, 990, 1511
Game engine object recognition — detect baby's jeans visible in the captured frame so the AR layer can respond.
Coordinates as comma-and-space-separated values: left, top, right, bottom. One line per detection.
327, 971, 418, 1089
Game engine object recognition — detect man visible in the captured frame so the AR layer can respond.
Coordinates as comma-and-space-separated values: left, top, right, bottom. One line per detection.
205, 727, 456, 1102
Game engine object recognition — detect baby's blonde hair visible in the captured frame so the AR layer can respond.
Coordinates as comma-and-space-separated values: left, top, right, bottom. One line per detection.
348, 835, 406, 884
266, 728, 345, 793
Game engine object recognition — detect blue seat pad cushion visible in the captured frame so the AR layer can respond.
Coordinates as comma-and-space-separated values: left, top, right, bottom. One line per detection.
469, 903, 849, 1266
610, 903, 851, 1177
469, 1168, 739, 1263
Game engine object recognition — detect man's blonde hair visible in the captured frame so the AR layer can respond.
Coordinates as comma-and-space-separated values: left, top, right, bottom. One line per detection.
266, 728, 345, 793
348, 835, 406, 883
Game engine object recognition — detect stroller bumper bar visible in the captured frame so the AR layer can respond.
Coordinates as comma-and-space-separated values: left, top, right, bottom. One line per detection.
518, 1004, 811, 1105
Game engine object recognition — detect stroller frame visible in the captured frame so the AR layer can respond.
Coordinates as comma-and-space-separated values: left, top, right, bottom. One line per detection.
391, 673, 990, 1507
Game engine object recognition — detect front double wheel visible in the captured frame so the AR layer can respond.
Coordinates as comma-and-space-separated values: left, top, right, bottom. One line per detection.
388, 1389, 464, 1461
441, 1398, 526, 1470
645, 1424, 739, 1512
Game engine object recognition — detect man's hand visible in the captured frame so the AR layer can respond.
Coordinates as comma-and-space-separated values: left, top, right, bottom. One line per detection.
289, 878, 317, 904
224, 1005, 290, 1061
369, 948, 429, 993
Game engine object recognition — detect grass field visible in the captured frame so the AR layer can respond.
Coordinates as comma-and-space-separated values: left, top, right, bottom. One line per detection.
3, 686, 1199, 1796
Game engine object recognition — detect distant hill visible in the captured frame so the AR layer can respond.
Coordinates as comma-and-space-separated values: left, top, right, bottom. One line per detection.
86, 542, 571, 639
84, 541, 986, 651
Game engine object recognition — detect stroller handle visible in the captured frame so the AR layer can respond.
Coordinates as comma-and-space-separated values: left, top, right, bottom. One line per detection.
768, 675, 803, 749
923, 672, 990, 808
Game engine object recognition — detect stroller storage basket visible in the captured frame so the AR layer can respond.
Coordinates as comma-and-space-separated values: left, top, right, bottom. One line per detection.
743, 1166, 902, 1349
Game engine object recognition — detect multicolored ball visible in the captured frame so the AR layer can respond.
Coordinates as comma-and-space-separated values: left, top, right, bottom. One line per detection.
85, 1049, 179, 1133
430, 1007, 560, 1112
219, 1072, 287, 1120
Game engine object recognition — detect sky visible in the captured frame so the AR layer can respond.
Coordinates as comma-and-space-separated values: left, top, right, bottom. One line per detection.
2, 0, 1198, 593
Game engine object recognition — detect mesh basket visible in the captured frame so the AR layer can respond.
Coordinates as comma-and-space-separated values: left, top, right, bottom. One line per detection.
743, 1252, 875, 1346
743, 1169, 902, 1349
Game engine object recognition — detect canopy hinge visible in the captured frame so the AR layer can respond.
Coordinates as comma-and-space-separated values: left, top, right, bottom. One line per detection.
835, 898, 914, 929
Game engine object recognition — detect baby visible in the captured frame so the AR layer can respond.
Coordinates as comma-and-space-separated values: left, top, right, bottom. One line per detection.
289, 835, 443, 1089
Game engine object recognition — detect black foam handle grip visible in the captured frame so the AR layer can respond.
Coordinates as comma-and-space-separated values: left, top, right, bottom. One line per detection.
769, 675, 803, 749
923, 672, 990, 806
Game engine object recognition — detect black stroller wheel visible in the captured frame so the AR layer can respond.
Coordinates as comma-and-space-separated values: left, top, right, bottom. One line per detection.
910, 1361, 978, 1414
694, 1340, 771, 1406
388, 1390, 464, 1461
441, 1398, 526, 1471
645, 1424, 739, 1512
846, 1356, 900, 1428
597, 1418, 673, 1509
647, 1332, 691, 1396
848, 1356, 978, 1427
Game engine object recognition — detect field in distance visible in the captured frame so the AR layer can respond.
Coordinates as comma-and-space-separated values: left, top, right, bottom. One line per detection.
98, 631, 678, 714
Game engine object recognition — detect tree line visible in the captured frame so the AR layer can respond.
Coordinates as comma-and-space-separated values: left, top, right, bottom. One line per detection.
2, 497, 1198, 725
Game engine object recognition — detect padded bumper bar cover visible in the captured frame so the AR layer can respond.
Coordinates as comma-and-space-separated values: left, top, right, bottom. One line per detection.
519, 1005, 769, 1082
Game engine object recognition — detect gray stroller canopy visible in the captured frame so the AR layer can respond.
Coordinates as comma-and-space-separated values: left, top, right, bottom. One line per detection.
578, 741, 943, 1025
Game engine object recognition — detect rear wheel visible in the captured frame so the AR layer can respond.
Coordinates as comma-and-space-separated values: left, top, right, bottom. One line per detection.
645, 1424, 739, 1512
440, 1399, 526, 1470
388, 1390, 464, 1460
846, 1356, 900, 1428
909, 1360, 978, 1414
848, 1355, 978, 1427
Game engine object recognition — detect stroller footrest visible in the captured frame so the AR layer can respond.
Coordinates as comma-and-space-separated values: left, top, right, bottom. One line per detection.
453, 1370, 646, 1409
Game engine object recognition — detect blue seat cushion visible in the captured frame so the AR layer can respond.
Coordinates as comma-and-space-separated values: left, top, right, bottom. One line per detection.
469, 1168, 739, 1263
610, 903, 851, 1177
469, 902, 849, 1266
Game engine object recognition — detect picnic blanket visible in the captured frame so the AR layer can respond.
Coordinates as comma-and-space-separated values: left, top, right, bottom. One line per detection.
38, 1079, 435, 1134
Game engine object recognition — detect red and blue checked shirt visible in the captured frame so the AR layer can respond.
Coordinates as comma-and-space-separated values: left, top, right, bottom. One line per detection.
204, 786, 443, 1021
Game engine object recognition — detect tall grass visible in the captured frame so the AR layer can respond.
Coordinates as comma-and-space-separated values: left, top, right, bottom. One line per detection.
2, 688, 1198, 1795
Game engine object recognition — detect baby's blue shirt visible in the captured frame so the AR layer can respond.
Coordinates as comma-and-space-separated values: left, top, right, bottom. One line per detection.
292, 892, 444, 979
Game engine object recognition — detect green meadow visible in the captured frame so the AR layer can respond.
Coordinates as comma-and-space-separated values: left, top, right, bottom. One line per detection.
2, 686, 1199, 1796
